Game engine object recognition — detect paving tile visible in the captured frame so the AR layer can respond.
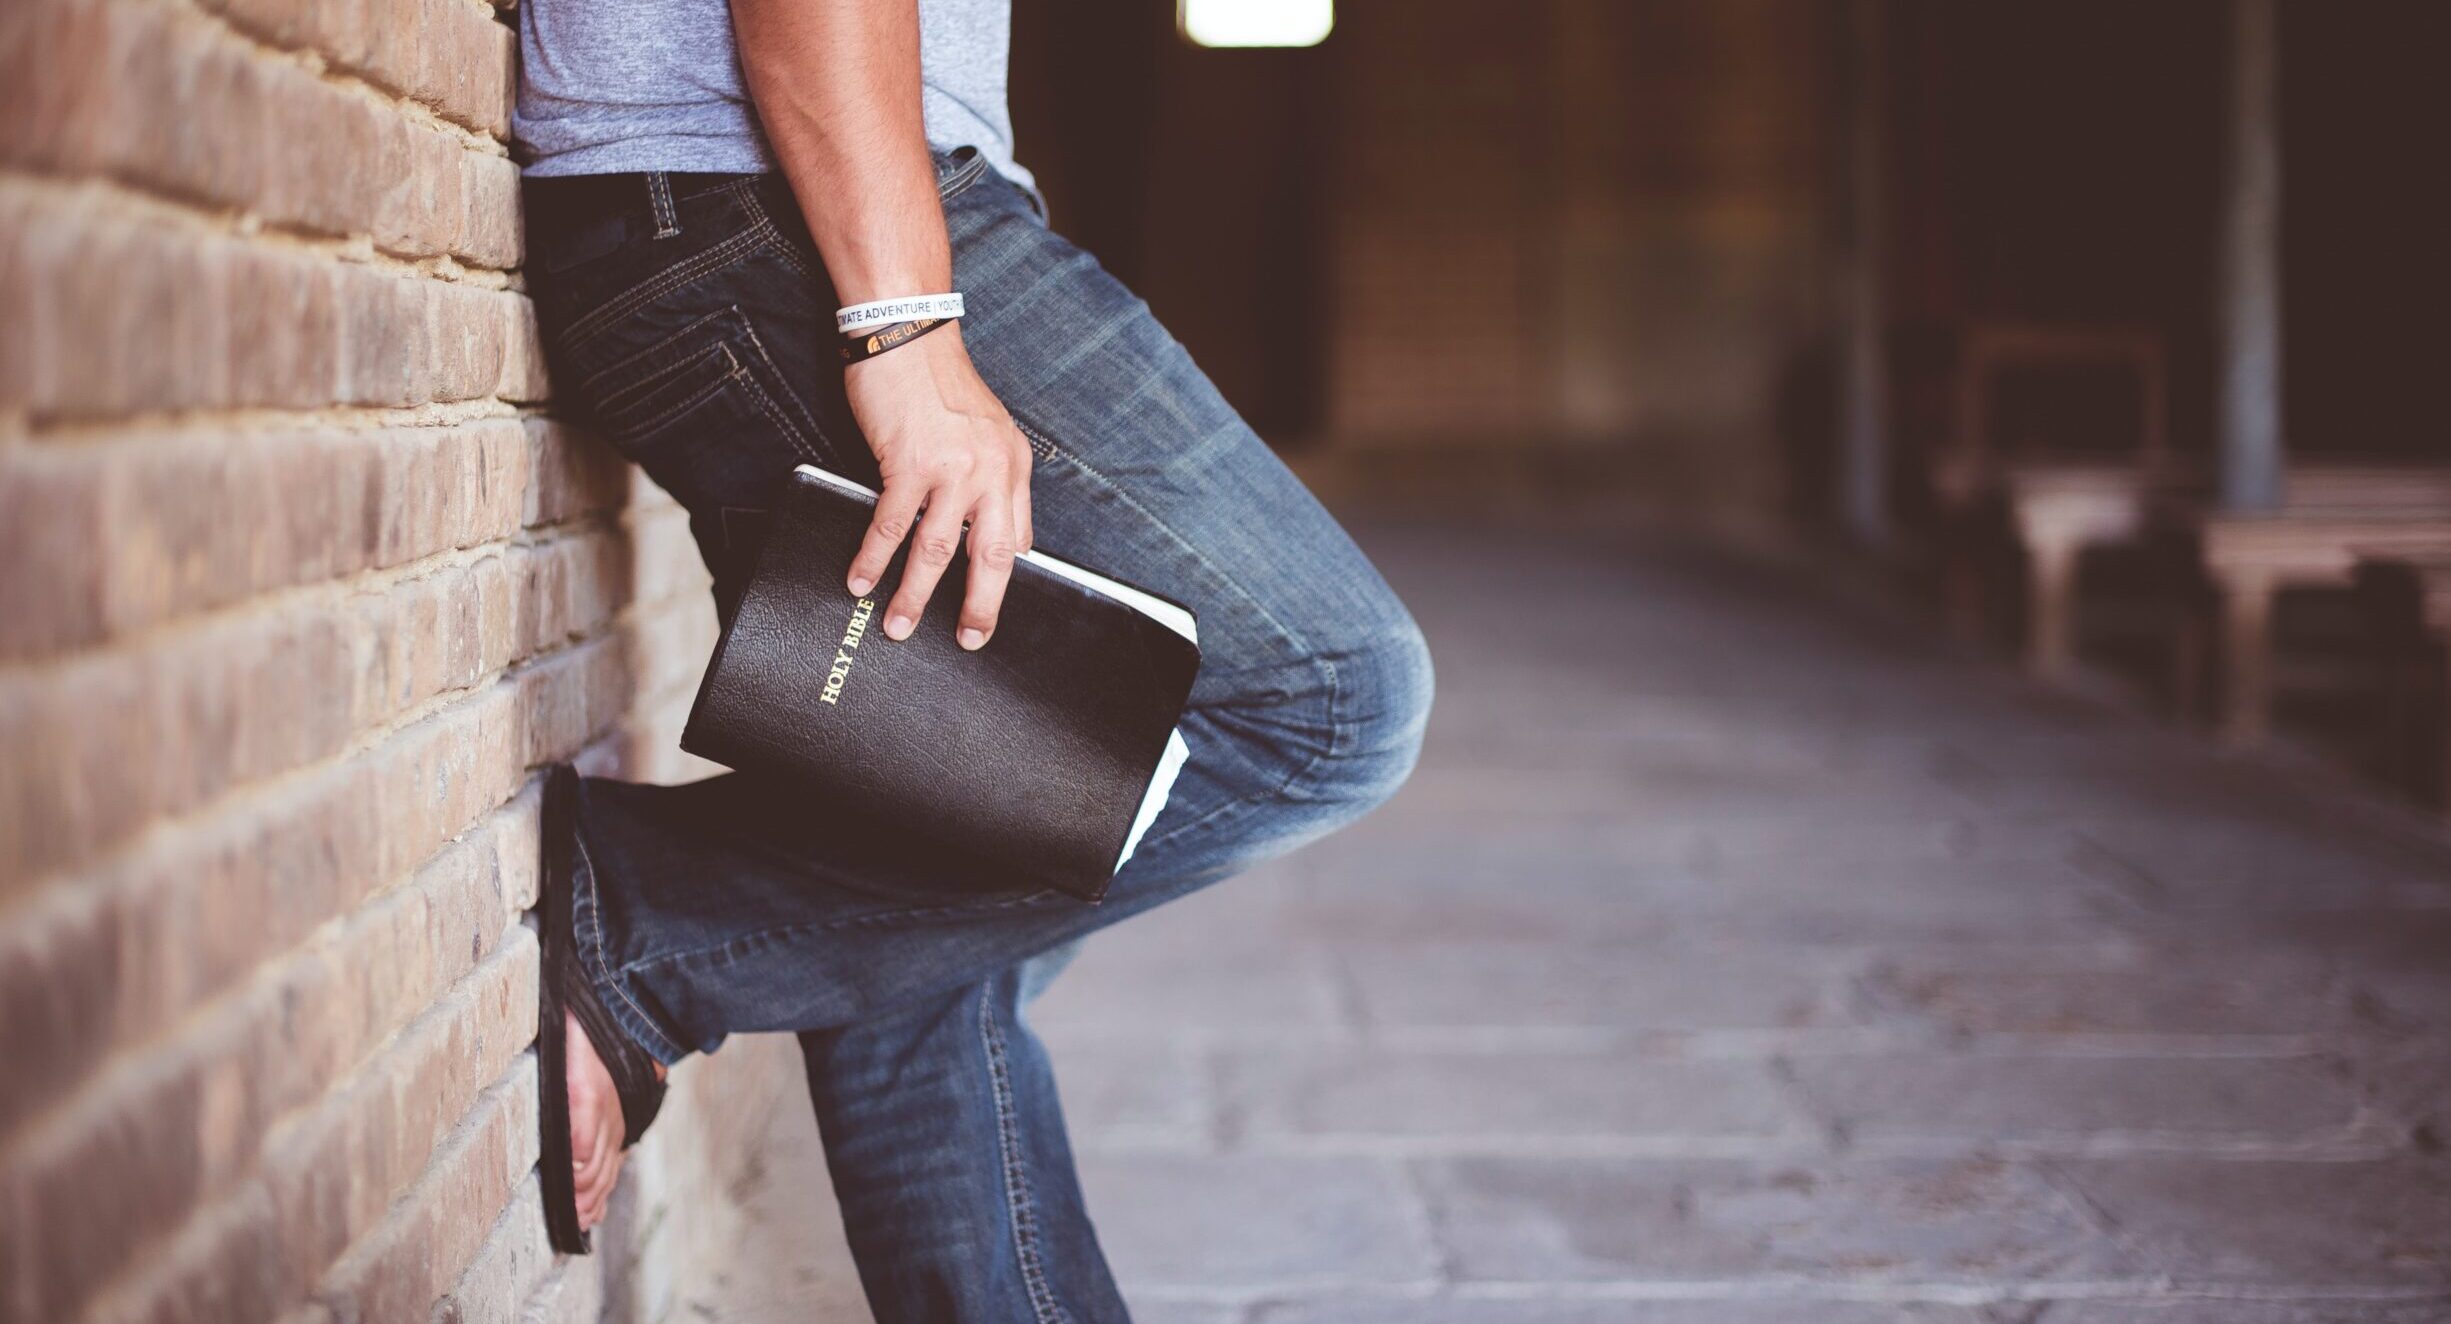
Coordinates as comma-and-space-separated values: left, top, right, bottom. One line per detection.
1418, 1157, 2137, 1284
2076, 817, 2451, 913
2348, 1041, 2451, 1148
1788, 1053, 2366, 1150
1047, 1041, 1214, 1150
1337, 940, 1862, 1034
1027, 896, 1347, 1040
1078, 1153, 1439, 1291
1327, 768, 2024, 865
2044, 1158, 2451, 1286
2028, 1302, 2451, 1323
1865, 957, 2357, 1039
1119, 1303, 1243, 1324
1218, 1048, 1813, 1150
1251, 1299, 2009, 1323
1281, 852, 2132, 948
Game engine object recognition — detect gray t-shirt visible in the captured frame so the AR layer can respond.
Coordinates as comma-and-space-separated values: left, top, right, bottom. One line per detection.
514, 0, 1034, 194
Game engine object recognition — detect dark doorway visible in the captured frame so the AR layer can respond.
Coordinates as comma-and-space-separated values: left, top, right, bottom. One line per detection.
1011, 0, 1335, 442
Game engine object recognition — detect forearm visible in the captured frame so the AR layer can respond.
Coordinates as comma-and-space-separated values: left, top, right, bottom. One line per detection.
731, 0, 949, 305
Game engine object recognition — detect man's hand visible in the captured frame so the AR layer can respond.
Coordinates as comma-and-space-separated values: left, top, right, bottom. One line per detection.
730, 0, 1031, 649
842, 324, 1034, 649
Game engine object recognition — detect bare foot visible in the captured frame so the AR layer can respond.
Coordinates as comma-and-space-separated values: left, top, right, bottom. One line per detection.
563, 1010, 627, 1231
564, 1014, 668, 1232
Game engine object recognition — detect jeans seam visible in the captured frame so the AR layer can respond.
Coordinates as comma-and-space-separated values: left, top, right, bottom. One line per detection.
1008, 417, 1346, 851
1009, 416, 1311, 660
980, 985, 1069, 1324
577, 303, 746, 398
937, 151, 991, 202
647, 170, 679, 239
612, 886, 1070, 981
1131, 651, 1344, 861
562, 225, 766, 351
732, 319, 831, 464
596, 344, 741, 441
743, 194, 822, 285
572, 830, 690, 1063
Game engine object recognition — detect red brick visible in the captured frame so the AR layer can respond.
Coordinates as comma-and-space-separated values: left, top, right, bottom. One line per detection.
0, 186, 543, 419
0, 628, 666, 1124
42, 932, 536, 1324
0, 414, 629, 661
0, 1, 519, 267
195, 0, 515, 141
0, 523, 663, 895
305, 1058, 538, 1323
432, 1177, 554, 1324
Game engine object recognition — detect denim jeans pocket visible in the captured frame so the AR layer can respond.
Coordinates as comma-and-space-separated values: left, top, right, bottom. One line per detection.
583, 304, 830, 469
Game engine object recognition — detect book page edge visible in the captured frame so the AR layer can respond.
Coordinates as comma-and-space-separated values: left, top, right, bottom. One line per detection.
795, 463, 1199, 644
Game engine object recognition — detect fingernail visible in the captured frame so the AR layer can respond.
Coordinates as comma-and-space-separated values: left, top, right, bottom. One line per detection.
959, 627, 986, 650
848, 575, 873, 596
886, 613, 913, 640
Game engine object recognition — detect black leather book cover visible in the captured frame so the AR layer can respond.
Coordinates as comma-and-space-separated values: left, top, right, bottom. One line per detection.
681, 465, 1201, 901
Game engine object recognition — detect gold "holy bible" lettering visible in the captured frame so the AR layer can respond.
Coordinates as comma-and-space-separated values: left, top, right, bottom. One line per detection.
818, 596, 878, 705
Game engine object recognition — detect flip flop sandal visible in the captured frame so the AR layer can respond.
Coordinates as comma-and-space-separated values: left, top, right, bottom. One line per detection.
539, 763, 669, 1255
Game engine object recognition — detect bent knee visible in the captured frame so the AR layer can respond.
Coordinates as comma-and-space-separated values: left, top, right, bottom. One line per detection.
1312, 616, 1434, 810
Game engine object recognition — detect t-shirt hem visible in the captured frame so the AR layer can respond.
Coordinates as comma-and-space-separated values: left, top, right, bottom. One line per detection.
520, 136, 779, 178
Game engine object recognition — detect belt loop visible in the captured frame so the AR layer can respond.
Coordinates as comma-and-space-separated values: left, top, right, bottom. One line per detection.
646, 171, 680, 240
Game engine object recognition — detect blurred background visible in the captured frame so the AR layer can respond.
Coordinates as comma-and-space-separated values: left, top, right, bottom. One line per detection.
5, 1, 2451, 1322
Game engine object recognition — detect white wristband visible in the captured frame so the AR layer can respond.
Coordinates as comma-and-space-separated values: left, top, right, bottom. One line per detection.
836, 293, 966, 334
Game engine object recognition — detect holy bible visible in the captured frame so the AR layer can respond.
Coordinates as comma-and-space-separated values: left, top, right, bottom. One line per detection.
681, 464, 1200, 902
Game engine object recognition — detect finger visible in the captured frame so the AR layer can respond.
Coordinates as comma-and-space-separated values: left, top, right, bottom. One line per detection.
1012, 467, 1034, 557
582, 1144, 619, 1222
957, 497, 1018, 650
883, 491, 970, 641
847, 479, 927, 599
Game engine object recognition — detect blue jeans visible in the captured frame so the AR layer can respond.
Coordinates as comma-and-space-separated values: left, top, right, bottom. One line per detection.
521, 148, 1433, 1323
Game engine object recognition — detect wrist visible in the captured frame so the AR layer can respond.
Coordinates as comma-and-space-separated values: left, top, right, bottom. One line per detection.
844, 319, 967, 376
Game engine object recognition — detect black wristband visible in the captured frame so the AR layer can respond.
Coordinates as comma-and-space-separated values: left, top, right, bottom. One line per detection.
840, 316, 953, 365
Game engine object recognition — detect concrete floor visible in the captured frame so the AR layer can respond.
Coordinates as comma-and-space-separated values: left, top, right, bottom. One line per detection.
710, 523, 2451, 1323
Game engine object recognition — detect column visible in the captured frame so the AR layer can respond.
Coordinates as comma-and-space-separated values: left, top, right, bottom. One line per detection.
1837, 0, 1890, 541
2217, 0, 2284, 512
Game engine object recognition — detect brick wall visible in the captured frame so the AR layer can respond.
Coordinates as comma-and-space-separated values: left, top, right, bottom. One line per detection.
0, 2, 812, 1319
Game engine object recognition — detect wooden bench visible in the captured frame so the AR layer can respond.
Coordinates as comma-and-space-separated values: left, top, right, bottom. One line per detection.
1923, 324, 2172, 666
2355, 550, 2451, 810
2005, 460, 2198, 677
2196, 474, 2451, 743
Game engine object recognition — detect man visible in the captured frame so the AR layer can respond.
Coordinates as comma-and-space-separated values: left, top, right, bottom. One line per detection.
514, 1, 1433, 1318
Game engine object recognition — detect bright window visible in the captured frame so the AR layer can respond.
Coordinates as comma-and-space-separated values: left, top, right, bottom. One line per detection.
1178, 0, 1333, 48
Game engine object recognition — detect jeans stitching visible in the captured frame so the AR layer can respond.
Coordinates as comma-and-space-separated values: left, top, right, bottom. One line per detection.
1006, 416, 1346, 848
563, 225, 765, 351
597, 345, 742, 442
735, 364, 823, 465
1008, 416, 1311, 660
613, 886, 1070, 981
577, 304, 747, 398
744, 196, 822, 285
572, 830, 689, 1062
937, 151, 991, 202
980, 984, 1069, 1324
733, 319, 831, 463
1130, 652, 1344, 861
589, 338, 731, 420
647, 171, 679, 239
